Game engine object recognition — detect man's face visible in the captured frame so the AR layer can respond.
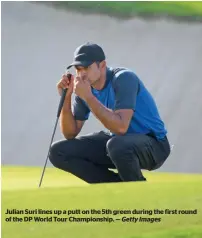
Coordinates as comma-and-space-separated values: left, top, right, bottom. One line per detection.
75, 62, 102, 86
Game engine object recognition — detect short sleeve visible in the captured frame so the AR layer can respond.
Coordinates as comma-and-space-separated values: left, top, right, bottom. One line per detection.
72, 95, 90, 121
113, 71, 139, 111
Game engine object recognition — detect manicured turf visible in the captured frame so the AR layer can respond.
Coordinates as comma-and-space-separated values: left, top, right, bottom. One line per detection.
2, 166, 202, 238
44, 1, 202, 20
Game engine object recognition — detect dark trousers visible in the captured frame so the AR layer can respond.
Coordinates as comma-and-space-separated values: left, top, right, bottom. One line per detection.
49, 131, 170, 183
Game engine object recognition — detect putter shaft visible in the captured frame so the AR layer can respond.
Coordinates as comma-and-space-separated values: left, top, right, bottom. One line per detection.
38, 117, 59, 188
39, 88, 68, 188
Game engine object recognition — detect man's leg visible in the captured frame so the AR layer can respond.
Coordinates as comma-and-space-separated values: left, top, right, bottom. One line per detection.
49, 131, 121, 183
106, 134, 170, 181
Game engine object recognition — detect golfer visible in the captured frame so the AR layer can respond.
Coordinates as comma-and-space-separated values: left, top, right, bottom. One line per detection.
49, 42, 171, 183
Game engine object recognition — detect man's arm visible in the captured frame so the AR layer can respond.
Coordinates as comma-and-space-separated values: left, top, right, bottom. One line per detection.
60, 96, 82, 139
86, 96, 133, 134
60, 95, 90, 139
86, 71, 139, 135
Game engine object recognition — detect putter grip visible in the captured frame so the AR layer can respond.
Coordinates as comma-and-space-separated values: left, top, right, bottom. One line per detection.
57, 88, 68, 118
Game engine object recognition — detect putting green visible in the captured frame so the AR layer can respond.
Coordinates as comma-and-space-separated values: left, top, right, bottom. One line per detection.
2, 166, 202, 238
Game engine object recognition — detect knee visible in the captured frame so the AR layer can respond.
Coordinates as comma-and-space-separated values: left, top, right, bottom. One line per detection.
106, 136, 126, 158
49, 141, 65, 166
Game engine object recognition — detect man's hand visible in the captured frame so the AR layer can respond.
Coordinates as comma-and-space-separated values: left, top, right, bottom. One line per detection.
57, 73, 74, 98
74, 76, 93, 101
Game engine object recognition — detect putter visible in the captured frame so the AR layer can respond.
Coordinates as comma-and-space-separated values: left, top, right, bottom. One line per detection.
38, 75, 71, 188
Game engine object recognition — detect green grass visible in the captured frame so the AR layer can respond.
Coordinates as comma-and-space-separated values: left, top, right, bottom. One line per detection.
2, 166, 202, 238
42, 1, 202, 20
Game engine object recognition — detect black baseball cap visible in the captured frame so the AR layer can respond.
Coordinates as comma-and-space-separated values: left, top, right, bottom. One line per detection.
67, 42, 106, 69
